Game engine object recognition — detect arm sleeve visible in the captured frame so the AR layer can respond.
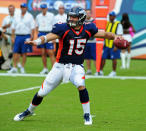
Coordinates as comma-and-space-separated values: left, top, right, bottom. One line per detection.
51, 23, 65, 37
116, 23, 123, 35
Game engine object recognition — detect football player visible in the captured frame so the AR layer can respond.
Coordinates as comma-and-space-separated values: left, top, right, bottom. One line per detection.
14, 7, 123, 125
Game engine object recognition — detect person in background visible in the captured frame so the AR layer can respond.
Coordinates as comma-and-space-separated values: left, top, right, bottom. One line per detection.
2, 5, 15, 36
2, 5, 22, 69
36, 4, 56, 74
0, 30, 12, 70
100, 11, 123, 77
1, 5, 15, 69
84, 9, 97, 75
120, 13, 135, 69
7, 3, 35, 74
54, 4, 67, 56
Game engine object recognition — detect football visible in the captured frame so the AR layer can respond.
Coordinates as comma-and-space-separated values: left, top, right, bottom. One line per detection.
113, 39, 129, 49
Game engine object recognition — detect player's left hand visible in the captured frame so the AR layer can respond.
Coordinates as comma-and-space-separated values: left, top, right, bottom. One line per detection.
25, 40, 37, 46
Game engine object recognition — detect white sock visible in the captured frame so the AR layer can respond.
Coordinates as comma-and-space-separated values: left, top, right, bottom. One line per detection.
28, 103, 37, 113
121, 53, 126, 68
112, 71, 116, 73
82, 102, 90, 114
127, 53, 131, 68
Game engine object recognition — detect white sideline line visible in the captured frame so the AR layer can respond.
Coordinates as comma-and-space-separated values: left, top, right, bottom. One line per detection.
0, 73, 146, 79
86, 75, 146, 80
1, 73, 146, 96
0, 73, 46, 77
0, 86, 40, 96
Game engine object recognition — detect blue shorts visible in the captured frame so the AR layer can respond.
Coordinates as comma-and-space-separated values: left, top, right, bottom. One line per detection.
13, 35, 32, 53
102, 47, 120, 59
37, 32, 54, 49
84, 43, 96, 60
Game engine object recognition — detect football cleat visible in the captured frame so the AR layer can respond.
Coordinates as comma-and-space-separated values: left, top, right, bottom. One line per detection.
14, 109, 33, 121
108, 71, 116, 77
17, 63, 22, 68
7, 67, 18, 73
84, 113, 92, 125
40, 68, 49, 74
86, 70, 92, 75
20, 67, 26, 74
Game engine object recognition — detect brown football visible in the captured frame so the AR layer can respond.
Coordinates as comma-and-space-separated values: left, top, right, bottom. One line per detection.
114, 39, 130, 49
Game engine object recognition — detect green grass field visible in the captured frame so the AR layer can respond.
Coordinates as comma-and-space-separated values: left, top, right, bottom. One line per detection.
0, 57, 146, 131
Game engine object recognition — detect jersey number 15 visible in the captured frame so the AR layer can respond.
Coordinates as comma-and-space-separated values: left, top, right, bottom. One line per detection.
68, 39, 86, 55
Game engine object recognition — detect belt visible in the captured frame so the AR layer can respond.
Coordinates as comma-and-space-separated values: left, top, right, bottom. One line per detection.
16, 34, 30, 36
39, 31, 50, 33
5, 32, 12, 35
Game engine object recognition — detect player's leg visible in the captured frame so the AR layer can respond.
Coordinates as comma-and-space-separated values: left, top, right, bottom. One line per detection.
70, 65, 92, 125
40, 48, 49, 74
120, 49, 126, 69
47, 49, 55, 66
14, 62, 64, 121
84, 43, 92, 75
123, 34, 132, 69
20, 36, 32, 73
86, 59, 92, 75
127, 42, 131, 69
109, 48, 120, 76
20, 53, 26, 73
7, 36, 21, 73
41, 48, 47, 68
90, 43, 97, 76
100, 47, 109, 76
46, 42, 56, 66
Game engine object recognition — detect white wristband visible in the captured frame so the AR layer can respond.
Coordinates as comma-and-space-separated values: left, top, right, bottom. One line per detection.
34, 38, 42, 45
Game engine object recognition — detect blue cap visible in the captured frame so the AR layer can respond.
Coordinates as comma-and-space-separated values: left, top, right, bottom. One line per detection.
109, 11, 116, 16
40, 4, 47, 8
20, 3, 27, 8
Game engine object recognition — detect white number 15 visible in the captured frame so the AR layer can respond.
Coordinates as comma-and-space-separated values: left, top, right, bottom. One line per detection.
68, 39, 86, 55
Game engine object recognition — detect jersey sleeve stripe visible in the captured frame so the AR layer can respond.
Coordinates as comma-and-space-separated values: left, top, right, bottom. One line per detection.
56, 30, 70, 62
85, 30, 92, 38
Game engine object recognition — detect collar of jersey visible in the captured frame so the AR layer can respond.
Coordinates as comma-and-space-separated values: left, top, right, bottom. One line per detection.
71, 25, 83, 36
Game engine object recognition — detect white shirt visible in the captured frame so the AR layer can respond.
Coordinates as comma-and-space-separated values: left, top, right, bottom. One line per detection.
54, 13, 67, 24
11, 12, 35, 35
2, 15, 16, 34
36, 12, 54, 32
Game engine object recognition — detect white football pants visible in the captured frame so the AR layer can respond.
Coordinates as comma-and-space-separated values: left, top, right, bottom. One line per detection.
38, 62, 85, 97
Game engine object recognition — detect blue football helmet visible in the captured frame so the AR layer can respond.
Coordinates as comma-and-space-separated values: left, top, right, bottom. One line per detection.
67, 7, 86, 27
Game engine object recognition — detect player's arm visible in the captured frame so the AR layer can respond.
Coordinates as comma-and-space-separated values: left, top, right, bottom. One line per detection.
94, 30, 122, 40
25, 33, 60, 46
11, 29, 15, 44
